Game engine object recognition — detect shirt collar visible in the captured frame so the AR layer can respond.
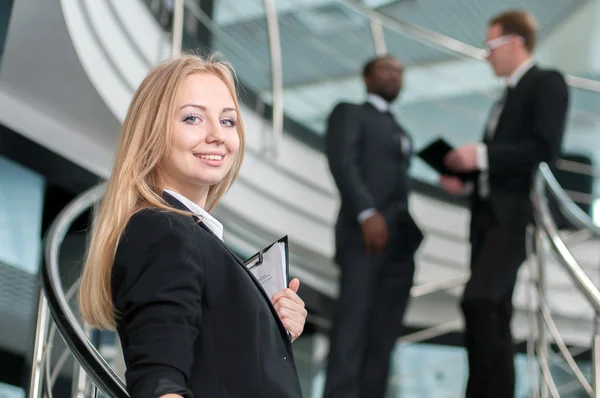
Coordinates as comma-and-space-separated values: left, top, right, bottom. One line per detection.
366, 93, 391, 113
163, 189, 224, 241
507, 58, 534, 88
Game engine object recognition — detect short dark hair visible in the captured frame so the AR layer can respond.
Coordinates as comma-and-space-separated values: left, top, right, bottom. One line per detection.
489, 9, 538, 53
362, 55, 394, 78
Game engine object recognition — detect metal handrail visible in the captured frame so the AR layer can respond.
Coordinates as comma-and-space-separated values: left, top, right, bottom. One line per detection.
558, 159, 600, 178
531, 162, 600, 396
536, 163, 600, 236
533, 163, 600, 313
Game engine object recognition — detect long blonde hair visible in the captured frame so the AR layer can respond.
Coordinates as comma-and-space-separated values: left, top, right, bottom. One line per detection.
79, 53, 245, 330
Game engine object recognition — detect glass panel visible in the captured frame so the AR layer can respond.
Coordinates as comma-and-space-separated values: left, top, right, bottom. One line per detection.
0, 382, 25, 398
0, 155, 45, 274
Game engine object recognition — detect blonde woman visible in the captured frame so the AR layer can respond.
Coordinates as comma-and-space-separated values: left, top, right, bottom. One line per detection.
79, 54, 306, 398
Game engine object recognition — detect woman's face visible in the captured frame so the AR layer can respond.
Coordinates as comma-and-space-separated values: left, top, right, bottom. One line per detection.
161, 72, 240, 206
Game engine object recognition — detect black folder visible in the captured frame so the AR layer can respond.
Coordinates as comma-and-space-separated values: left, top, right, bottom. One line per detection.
417, 138, 473, 181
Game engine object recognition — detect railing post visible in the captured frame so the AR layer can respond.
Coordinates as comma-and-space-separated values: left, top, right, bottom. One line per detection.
593, 315, 600, 397
536, 229, 549, 398
28, 293, 50, 398
171, 0, 184, 58
71, 363, 88, 398
369, 17, 387, 56
263, 0, 283, 158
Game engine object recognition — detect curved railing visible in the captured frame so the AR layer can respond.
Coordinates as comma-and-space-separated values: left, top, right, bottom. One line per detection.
528, 163, 600, 397
28, 183, 129, 398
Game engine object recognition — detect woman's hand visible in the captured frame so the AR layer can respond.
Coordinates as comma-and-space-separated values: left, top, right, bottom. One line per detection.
272, 278, 307, 342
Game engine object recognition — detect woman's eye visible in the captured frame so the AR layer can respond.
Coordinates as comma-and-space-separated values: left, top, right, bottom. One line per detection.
184, 115, 201, 124
221, 119, 237, 127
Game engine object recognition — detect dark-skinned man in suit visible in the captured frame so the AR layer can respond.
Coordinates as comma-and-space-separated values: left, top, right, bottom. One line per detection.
323, 55, 423, 398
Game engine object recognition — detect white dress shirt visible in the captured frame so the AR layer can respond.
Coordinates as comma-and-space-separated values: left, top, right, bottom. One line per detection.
367, 93, 391, 113
475, 58, 534, 198
163, 189, 224, 241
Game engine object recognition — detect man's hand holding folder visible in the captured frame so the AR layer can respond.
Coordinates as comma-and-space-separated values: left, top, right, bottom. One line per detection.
417, 138, 471, 180
417, 138, 477, 196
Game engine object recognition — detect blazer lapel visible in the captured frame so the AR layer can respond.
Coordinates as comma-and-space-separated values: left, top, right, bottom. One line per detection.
489, 65, 539, 142
363, 103, 410, 157
162, 191, 293, 349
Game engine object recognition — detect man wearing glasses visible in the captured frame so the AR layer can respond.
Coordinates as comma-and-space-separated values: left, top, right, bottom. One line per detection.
439, 9, 569, 397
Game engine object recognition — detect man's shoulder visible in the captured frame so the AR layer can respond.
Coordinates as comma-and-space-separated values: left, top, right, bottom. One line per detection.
331, 101, 367, 113
530, 66, 567, 86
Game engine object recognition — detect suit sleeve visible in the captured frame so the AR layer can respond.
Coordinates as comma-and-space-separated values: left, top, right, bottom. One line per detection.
117, 212, 203, 398
325, 103, 375, 217
487, 71, 569, 176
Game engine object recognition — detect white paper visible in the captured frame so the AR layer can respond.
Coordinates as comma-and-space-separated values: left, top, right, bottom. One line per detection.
245, 241, 288, 299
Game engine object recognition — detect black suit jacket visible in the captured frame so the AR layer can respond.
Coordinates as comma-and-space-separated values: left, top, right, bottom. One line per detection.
111, 193, 303, 398
325, 101, 423, 257
473, 65, 569, 227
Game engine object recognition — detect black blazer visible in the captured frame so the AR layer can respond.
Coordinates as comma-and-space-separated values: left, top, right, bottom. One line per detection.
473, 65, 569, 226
111, 193, 303, 398
325, 101, 423, 256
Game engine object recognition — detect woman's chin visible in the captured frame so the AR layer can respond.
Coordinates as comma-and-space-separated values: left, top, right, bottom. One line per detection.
193, 173, 228, 187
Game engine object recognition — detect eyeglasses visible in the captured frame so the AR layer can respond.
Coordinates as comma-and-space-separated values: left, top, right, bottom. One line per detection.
484, 35, 524, 56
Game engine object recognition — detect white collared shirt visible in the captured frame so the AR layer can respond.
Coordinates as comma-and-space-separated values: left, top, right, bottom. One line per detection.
506, 58, 534, 88
366, 93, 391, 112
163, 189, 224, 241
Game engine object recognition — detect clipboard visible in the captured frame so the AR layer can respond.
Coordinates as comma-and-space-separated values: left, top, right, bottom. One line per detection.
244, 236, 289, 298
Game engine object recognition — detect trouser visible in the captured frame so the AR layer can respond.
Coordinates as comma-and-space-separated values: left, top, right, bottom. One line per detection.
323, 222, 416, 398
462, 201, 527, 398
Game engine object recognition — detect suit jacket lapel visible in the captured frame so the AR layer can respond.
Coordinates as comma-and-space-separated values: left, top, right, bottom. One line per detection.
363, 102, 411, 157
162, 191, 293, 349
486, 65, 539, 143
